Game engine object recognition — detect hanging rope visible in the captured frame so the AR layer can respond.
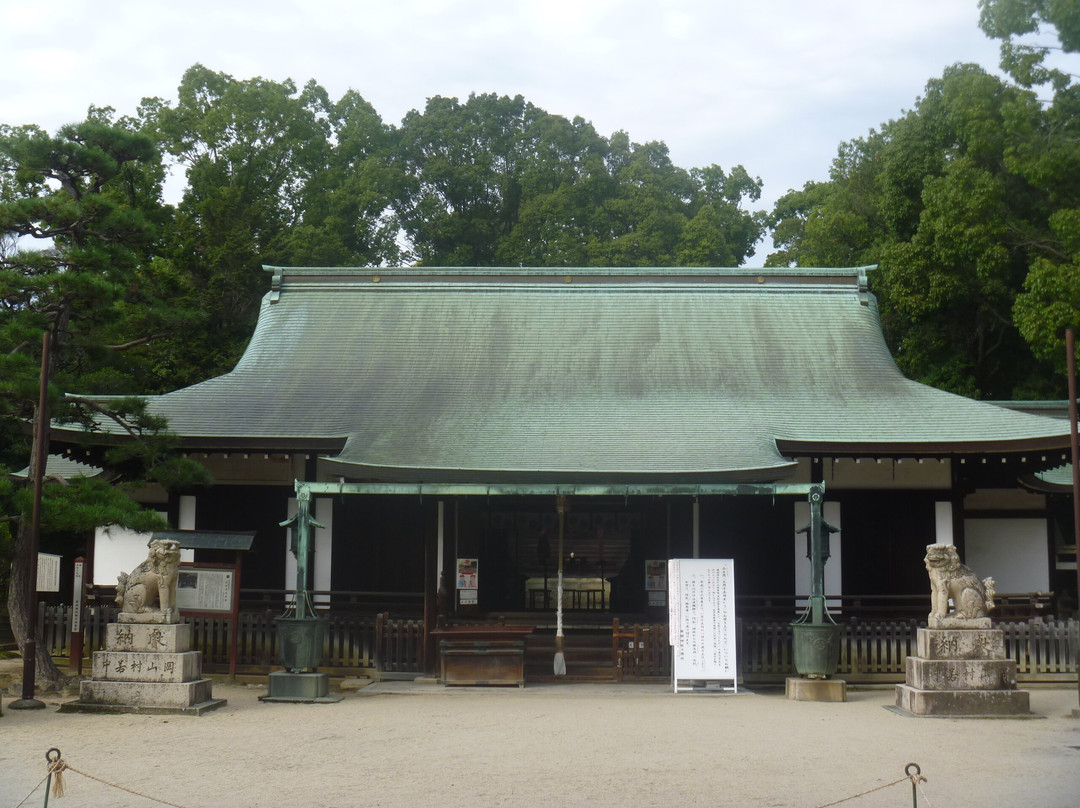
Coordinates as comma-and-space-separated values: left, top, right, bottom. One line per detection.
47, 751, 66, 798
810, 763, 927, 808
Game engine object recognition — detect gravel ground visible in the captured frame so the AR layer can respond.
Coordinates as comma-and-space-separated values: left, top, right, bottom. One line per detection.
2, 670, 1079, 808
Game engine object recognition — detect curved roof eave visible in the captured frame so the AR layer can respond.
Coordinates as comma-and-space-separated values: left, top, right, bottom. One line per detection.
316, 456, 801, 485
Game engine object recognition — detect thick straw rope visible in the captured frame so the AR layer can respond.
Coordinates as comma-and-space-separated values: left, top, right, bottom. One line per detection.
811, 771, 928, 808
16, 753, 194, 808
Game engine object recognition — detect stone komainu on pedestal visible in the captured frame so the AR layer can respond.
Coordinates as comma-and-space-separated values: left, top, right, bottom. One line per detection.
895, 544, 1029, 716
62, 539, 225, 715
115, 538, 182, 622
924, 543, 996, 628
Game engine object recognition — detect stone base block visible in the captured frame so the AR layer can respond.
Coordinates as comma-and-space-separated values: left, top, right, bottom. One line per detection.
261, 671, 343, 703
927, 616, 992, 629
106, 622, 191, 653
905, 657, 1018, 691
60, 698, 226, 716
916, 628, 1004, 660
117, 611, 180, 625
895, 684, 1030, 716
786, 677, 847, 702
92, 650, 202, 683
76, 677, 217, 709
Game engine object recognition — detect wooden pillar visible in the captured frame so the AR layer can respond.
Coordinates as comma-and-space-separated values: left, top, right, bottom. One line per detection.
423, 499, 439, 674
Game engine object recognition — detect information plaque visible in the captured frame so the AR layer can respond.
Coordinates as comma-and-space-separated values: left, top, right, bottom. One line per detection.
37, 552, 61, 592
176, 567, 235, 614
668, 558, 737, 693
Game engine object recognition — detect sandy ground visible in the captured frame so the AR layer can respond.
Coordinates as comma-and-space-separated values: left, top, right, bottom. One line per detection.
2, 669, 1080, 808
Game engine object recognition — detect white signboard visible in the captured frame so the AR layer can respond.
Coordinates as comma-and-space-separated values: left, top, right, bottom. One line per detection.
176, 567, 234, 614
37, 553, 61, 592
668, 558, 737, 693
71, 560, 86, 632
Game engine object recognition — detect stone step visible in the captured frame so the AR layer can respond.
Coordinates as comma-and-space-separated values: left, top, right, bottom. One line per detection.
895, 684, 1030, 716
905, 657, 1018, 691
76, 677, 217, 710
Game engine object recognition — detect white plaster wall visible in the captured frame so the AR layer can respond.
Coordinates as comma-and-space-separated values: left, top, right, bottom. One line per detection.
963, 518, 1049, 593
93, 517, 166, 585
176, 495, 196, 562
794, 501, 842, 602
284, 497, 333, 608
935, 502, 954, 545
315, 497, 333, 606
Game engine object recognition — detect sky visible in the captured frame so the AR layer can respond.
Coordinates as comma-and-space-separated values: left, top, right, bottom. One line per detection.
3, 0, 1005, 264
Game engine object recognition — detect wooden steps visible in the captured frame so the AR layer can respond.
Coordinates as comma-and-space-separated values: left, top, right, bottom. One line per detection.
525, 629, 616, 682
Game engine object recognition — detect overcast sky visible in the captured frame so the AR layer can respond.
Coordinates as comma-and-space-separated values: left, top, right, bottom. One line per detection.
4, 0, 1004, 264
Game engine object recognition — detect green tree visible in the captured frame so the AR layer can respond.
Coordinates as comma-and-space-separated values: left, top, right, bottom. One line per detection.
395, 93, 764, 267
767, 63, 1062, 398
0, 112, 209, 687
979, 0, 1080, 90
980, 0, 1080, 367
149, 66, 399, 383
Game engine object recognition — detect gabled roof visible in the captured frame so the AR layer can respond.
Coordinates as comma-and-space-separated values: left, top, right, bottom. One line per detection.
68, 266, 1073, 483
12, 454, 102, 480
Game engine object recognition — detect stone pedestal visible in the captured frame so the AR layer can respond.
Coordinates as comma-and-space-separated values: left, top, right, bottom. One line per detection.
895, 627, 1029, 717
261, 670, 342, 703
786, 676, 847, 702
62, 619, 225, 715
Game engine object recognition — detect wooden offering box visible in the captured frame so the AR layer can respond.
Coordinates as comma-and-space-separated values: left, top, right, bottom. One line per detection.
433, 625, 534, 687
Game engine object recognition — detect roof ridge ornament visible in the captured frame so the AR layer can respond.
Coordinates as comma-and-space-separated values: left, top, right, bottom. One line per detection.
857, 265, 875, 306
269, 266, 284, 304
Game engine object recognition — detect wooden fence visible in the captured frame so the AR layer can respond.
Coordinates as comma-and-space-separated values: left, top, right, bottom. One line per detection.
38, 604, 1077, 683
736, 618, 1078, 683
40, 604, 425, 675
612, 619, 671, 681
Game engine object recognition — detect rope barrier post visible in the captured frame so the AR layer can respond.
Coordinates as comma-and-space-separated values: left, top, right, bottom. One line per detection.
905, 763, 922, 808
43, 748, 62, 808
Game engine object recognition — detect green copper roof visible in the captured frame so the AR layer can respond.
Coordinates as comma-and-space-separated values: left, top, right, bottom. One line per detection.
75, 267, 1073, 483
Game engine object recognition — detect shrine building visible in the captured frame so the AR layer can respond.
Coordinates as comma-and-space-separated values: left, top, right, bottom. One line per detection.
55, 266, 1077, 676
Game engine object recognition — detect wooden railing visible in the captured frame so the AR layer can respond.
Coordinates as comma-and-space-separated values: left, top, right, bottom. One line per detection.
737, 618, 1078, 683
609, 617, 1077, 684
40, 604, 424, 676
736, 593, 1055, 622
38, 604, 1077, 684
612, 619, 671, 681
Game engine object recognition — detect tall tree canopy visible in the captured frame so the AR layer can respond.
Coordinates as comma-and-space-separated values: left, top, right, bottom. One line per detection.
144, 65, 404, 383
766, 6, 1080, 397
395, 93, 764, 267
978, 0, 1080, 370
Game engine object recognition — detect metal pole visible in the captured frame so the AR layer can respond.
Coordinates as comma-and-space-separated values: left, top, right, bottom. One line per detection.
11, 332, 49, 710
1065, 329, 1080, 706
809, 486, 825, 625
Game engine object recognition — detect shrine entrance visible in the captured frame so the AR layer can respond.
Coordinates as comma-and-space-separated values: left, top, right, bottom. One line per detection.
290, 481, 816, 678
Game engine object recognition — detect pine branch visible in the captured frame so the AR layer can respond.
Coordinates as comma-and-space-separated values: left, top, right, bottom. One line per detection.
107, 334, 168, 351
62, 395, 144, 438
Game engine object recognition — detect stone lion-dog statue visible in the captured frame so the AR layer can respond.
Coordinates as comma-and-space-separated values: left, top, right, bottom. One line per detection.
116, 539, 182, 623
924, 543, 995, 626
